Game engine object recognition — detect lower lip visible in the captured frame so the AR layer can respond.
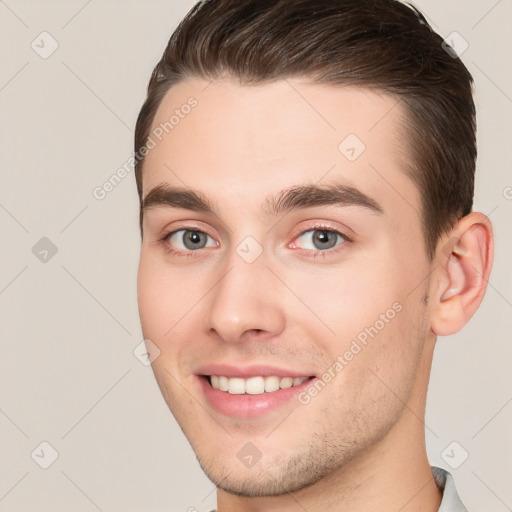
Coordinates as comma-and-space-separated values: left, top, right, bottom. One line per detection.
197, 376, 316, 418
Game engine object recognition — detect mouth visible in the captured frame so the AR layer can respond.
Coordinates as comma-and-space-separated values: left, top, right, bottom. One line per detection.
207, 375, 311, 395
196, 368, 317, 418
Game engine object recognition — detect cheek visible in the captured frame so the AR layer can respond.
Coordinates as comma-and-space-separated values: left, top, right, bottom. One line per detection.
137, 252, 192, 341
137, 257, 167, 337
281, 252, 427, 385
325, 302, 427, 433
280, 255, 404, 347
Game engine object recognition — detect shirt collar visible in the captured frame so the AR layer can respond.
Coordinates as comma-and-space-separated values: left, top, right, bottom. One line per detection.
432, 466, 468, 512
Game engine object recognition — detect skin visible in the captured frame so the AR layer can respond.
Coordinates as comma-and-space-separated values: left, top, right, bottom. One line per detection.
137, 77, 493, 512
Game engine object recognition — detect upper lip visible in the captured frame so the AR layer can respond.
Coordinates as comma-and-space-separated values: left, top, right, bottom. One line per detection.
196, 363, 315, 379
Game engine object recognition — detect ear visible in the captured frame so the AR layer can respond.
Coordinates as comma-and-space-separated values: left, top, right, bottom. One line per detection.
430, 212, 494, 336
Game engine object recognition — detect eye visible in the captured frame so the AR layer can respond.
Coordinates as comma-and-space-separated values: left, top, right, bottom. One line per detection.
292, 228, 348, 252
166, 229, 218, 251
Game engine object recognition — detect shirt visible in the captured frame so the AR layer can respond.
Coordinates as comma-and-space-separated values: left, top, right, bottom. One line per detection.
209, 466, 467, 512
433, 466, 468, 512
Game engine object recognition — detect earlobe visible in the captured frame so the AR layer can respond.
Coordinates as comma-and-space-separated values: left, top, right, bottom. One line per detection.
431, 213, 494, 336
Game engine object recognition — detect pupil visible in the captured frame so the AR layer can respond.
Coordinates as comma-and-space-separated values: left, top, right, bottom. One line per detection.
314, 230, 336, 249
184, 230, 205, 249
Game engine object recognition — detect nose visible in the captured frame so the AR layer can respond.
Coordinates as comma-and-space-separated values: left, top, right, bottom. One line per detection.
203, 253, 286, 343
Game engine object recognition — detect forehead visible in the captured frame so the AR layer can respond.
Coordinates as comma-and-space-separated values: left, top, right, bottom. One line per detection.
141, 76, 418, 217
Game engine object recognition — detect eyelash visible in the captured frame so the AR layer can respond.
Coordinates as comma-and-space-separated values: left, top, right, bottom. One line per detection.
158, 223, 352, 259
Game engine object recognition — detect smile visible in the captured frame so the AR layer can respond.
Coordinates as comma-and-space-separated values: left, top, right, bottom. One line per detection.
209, 375, 309, 395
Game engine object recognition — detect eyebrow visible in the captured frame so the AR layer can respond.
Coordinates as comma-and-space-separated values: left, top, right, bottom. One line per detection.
141, 181, 384, 218
264, 181, 383, 216
142, 184, 215, 214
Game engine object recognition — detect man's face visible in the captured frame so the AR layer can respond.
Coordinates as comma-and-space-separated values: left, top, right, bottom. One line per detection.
137, 77, 435, 496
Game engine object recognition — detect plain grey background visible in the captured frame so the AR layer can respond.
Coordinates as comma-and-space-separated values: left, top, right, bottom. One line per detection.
0, 1, 511, 511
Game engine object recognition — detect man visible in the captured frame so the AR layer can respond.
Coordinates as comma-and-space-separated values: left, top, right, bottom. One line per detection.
135, 1, 493, 510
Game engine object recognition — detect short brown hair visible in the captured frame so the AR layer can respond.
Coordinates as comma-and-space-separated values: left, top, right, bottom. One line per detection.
134, 0, 476, 258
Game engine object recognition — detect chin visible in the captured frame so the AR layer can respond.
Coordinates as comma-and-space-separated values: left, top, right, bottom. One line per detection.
194, 447, 338, 498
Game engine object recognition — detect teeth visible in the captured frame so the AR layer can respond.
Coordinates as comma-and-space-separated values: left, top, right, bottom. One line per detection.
218, 376, 229, 392
245, 376, 265, 395
228, 377, 245, 395
209, 375, 309, 394
280, 377, 293, 389
264, 376, 280, 392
